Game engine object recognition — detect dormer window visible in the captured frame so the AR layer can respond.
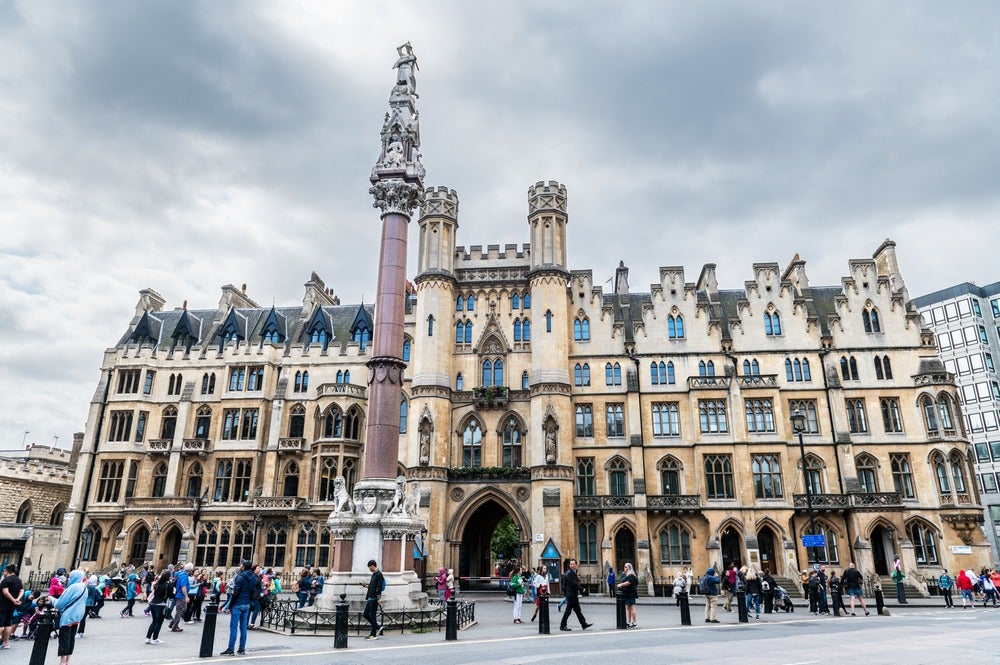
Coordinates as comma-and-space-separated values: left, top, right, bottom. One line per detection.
352, 325, 370, 350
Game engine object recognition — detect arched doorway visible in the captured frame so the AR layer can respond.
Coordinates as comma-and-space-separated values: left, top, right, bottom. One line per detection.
870, 525, 895, 575
457, 499, 522, 587
158, 526, 182, 566
720, 526, 743, 570
757, 525, 777, 575
614, 526, 636, 572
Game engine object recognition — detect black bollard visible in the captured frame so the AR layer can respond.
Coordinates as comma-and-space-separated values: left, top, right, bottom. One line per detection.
334, 593, 349, 649
538, 593, 550, 635
736, 591, 748, 623
616, 593, 627, 629
874, 587, 885, 615
678, 591, 691, 626
29, 609, 56, 665
199, 600, 219, 658
445, 598, 458, 641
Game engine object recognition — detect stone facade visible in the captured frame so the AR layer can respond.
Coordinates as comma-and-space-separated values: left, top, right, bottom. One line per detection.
59, 195, 989, 595
0, 439, 79, 577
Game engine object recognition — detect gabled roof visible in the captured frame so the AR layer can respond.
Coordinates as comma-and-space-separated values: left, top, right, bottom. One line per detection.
259, 306, 287, 341
129, 311, 161, 344
349, 304, 373, 333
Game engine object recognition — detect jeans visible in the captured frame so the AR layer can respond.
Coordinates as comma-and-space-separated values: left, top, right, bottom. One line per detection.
228, 604, 250, 651
941, 588, 953, 607
746, 593, 760, 615
296, 592, 309, 609
146, 604, 166, 640
363, 598, 380, 636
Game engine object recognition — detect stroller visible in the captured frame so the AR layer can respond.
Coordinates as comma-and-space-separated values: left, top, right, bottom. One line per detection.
774, 585, 795, 612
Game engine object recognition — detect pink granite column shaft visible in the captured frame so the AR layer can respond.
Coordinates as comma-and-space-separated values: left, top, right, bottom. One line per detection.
362, 211, 408, 480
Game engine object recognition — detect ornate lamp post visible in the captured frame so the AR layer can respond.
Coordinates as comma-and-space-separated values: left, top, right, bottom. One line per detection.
791, 411, 818, 565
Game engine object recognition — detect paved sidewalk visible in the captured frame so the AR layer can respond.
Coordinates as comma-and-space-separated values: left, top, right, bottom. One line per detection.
6, 592, 967, 664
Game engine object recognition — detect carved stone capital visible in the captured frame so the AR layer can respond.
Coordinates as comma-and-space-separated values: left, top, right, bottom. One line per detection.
370, 179, 424, 216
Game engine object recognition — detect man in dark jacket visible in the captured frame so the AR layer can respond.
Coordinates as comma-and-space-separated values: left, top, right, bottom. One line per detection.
761, 569, 776, 614
362, 559, 385, 640
702, 567, 721, 623
559, 559, 592, 631
221, 560, 261, 656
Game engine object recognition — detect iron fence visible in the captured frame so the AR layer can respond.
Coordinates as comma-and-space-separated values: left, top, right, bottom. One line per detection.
260, 597, 475, 635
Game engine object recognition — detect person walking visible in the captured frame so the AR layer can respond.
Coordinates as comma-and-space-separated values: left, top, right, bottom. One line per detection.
53, 571, 89, 665
120, 573, 138, 617
77, 576, 98, 637
939, 569, 954, 608
361, 559, 385, 640
559, 559, 592, 631
956, 569, 974, 608
221, 560, 261, 656
510, 565, 526, 623
169, 563, 192, 632
722, 564, 736, 612
744, 568, 762, 620
607, 566, 616, 598
531, 566, 549, 622
616, 562, 639, 627
701, 566, 721, 623
0, 564, 24, 650
145, 571, 171, 644
841, 563, 870, 616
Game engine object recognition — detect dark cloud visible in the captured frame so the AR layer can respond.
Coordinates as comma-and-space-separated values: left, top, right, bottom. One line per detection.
2, 0, 999, 446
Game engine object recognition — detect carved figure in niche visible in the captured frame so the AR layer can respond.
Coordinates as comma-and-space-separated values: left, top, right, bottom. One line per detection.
419, 430, 430, 466
545, 427, 557, 464
403, 481, 421, 517
386, 475, 406, 514
385, 140, 405, 167
333, 476, 354, 514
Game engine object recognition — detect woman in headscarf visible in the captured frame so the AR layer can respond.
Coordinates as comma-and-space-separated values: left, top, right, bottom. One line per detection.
53, 570, 89, 665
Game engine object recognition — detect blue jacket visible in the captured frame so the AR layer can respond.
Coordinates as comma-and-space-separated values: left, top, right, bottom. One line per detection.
54, 571, 89, 627
229, 570, 262, 607
174, 570, 190, 599
127, 574, 138, 600
701, 568, 721, 596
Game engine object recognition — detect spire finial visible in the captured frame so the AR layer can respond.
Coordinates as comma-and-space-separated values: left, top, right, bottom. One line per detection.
370, 43, 425, 216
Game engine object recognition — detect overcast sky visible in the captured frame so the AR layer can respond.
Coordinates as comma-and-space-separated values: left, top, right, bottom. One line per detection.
3, 1, 999, 448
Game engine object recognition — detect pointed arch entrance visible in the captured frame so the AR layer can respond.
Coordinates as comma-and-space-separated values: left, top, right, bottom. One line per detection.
720, 525, 743, 570
757, 524, 778, 575
613, 524, 636, 571
450, 492, 528, 588
158, 525, 182, 566
870, 524, 896, 575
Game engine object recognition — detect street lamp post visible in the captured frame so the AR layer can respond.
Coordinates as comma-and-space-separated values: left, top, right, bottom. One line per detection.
791, 411, 818, 566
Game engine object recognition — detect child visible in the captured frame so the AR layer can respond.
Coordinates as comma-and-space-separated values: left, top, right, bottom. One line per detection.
15, 590, 42, 639
446, 569, 455, 600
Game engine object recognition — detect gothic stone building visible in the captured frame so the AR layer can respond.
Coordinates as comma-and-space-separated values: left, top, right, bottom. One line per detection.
60, 183, 989, 592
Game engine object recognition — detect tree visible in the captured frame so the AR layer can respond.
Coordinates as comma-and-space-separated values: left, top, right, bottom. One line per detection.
490, 515, 519, 561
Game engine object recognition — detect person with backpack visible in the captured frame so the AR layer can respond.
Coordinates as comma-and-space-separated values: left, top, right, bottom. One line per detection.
701, 566, 721, 623
361, 559, 385, 640
120, 573, 138, 617
761, 569, 775, 614
721, 564, 736, 612
53, 570, 89, 665
744, 568, 762, 620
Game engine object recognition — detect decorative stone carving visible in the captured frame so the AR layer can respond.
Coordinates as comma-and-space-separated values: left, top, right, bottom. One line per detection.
403, 481, 421, 516
450, 487, 465, 501
419, 429, 431, 466
332, 476, 353, 514
386, 475, 406, 515
515, 486, 530, 501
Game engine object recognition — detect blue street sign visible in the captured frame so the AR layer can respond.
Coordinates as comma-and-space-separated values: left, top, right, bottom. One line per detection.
801, 534, 826, 548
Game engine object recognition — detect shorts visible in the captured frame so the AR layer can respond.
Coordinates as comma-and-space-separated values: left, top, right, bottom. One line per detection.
846, 588, 864, 598
58, 624, 78, 656
0, 610, 15, 627
623, 597, 636, 606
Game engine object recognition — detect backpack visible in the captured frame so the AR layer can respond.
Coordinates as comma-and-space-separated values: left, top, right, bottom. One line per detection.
761, 579, 770, 592
699, 576, 715, 595
271, 577, 282, 594
381, 575, 387, 593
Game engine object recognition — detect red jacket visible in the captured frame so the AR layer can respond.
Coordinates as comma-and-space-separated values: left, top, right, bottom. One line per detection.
956, 571, 973, 591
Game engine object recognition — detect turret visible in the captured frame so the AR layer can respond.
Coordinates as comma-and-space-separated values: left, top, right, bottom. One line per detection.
527, 181, 568, 272
416, 186, 460, 275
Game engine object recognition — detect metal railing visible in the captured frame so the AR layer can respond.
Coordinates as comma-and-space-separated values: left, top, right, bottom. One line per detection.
260, 597, 475, 635
574, 495, 635, 511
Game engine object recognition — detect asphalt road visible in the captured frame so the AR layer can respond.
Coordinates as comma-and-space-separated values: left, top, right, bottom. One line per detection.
11, 595, 1000, 665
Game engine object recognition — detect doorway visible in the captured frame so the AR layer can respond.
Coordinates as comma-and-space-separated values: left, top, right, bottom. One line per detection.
614, 527, 636, 572
458, 499, 520, 588
720, 526, 743, 570
158, 526, 182, 566
757, 526, 777, 575
871, 525, 894, 575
